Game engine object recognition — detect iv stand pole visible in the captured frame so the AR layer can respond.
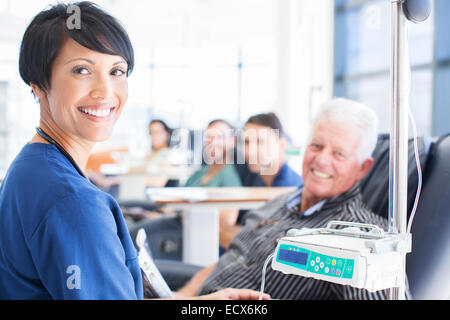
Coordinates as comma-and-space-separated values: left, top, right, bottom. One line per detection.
388, 0, 410, 300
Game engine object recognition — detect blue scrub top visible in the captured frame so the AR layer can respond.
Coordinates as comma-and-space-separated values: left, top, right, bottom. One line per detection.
239, 162, 303, 187
0, 143, 143, 299
262, 162, 303, 187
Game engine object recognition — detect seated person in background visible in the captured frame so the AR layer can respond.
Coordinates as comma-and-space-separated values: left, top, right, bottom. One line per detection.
128, 119, 175, 188
237, 112, 303, 188
184, 119, 242, 187
177, 98, 389, 300
146, 119, 173, 166
219, 112, 303, 249
128, 119, 242, 222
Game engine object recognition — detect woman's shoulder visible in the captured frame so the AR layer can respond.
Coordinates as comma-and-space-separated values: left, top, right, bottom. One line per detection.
7, 143, 85, 190
3, 143, 114, 210
1, 144, 118, 240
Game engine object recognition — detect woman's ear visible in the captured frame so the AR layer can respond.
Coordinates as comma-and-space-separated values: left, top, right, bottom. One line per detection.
29, 83, 46, 102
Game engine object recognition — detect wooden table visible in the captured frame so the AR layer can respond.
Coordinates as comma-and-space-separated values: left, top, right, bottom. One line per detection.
146, 187, 297, 266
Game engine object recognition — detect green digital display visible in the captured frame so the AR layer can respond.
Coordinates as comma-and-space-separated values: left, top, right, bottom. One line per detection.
276, 244, 354, 279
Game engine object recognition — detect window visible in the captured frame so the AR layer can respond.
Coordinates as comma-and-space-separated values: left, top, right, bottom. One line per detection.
334, 0, 438, 136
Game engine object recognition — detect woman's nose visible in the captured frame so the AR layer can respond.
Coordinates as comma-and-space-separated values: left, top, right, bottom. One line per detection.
90, 75, 113, 100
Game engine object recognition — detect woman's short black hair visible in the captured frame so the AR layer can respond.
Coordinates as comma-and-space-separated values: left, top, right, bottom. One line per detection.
19, 1, 134, 94
149, 119, 173, 146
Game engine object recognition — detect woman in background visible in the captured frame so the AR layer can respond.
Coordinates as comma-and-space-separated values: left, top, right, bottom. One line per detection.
146, 119, 173, 165
184, 119, 242, 187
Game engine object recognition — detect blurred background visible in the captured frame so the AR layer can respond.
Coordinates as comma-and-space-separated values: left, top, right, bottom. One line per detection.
0, 0, 447, 177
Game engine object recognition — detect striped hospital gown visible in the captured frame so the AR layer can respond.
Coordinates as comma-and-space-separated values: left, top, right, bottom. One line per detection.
198, 184, 389, 300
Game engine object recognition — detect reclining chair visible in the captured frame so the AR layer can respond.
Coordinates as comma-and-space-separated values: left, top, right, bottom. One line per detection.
130, 133, 450, 299
405, 133, 450, 299
338, 133, 450, 299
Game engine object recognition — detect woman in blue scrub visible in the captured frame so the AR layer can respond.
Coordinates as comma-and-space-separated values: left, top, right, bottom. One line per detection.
0, 1, 267, 301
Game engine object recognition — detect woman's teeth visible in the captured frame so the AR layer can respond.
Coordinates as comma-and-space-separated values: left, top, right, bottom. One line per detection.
79, 107, 112, 118
312, 169, 331, 179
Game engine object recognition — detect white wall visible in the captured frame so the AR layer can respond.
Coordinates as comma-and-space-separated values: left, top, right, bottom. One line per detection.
275, 0, 334, 148
0, 0, 337, 171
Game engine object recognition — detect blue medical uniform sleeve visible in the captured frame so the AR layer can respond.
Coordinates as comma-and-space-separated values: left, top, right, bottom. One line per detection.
29, 194, 140, 299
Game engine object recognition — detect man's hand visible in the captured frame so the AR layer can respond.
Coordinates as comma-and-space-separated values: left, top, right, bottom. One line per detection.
197, 288, 271, 300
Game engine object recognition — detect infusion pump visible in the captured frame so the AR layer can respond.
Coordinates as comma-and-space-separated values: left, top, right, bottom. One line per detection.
272, 221, 411, 292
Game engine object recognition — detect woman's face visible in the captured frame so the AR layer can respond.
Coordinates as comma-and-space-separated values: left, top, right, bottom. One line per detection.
36, 37, 128, 144
149, 122, 170, 150
203, 121, 234, 164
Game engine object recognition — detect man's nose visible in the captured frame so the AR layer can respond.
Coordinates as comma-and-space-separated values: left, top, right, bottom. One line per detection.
314, 149, 332, 167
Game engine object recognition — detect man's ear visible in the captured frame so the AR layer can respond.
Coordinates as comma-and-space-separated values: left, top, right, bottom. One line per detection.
357, 157, 374, 181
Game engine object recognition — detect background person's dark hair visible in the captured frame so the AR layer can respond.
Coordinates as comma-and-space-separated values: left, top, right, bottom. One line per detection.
245, 112, 284, 137
150, 119, 173, 134
19, 1, 134, 97
207, 119, 235, 131
150, 119, 173, 146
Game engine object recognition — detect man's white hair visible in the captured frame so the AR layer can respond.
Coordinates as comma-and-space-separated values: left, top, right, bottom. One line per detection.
309, 98, 379, 164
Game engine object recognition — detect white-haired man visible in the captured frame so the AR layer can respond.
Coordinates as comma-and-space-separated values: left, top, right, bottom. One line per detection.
176, 98, 388, 300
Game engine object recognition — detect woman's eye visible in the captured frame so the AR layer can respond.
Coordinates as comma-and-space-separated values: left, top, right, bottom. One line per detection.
72, 66, 89, 75
111, 68, 126, 76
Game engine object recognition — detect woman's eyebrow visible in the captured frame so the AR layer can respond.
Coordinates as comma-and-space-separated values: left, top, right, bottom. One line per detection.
64, 58, 126, 66
112, 60, 127, 66
64, 57, 95, 65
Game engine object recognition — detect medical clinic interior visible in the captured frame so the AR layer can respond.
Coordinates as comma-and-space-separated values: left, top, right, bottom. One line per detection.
0, 0, 449, 301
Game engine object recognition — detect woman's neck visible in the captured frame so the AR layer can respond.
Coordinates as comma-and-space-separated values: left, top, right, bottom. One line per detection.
208, 162, 226, 172
31, 123, 94, 173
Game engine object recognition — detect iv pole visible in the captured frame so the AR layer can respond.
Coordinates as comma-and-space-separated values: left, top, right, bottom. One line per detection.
388, 0, 431, 300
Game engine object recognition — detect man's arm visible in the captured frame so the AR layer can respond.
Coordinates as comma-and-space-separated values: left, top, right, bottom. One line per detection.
176, 263, 217, 297
219, 224, 241, 249
173, 263, 270, 300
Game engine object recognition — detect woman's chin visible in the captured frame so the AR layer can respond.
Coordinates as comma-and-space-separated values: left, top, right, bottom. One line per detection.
85, 129, 113, 143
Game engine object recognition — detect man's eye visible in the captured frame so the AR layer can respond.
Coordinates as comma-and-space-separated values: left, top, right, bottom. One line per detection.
336, 151, 346, 159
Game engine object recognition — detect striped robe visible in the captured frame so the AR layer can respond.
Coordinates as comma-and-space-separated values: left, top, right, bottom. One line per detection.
198, 184, 389, 300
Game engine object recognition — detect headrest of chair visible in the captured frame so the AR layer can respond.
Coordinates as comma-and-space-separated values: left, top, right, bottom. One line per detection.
359, 133, 431, 220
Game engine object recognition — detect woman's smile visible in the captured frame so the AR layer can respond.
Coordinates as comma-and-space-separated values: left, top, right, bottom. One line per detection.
78, 105, 117, 122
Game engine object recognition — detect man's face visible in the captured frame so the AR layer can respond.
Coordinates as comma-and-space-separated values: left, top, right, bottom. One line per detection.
302, 118, 373, 204
243, 123, 282, 175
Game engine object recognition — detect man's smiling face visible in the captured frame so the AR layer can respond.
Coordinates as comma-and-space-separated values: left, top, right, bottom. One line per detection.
301, 117, 373, 206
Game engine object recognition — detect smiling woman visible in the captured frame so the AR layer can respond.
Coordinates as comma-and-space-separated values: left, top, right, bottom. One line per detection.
0, 1, 267, 301
18, 1, 134, 169
0, 2, 143, 300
